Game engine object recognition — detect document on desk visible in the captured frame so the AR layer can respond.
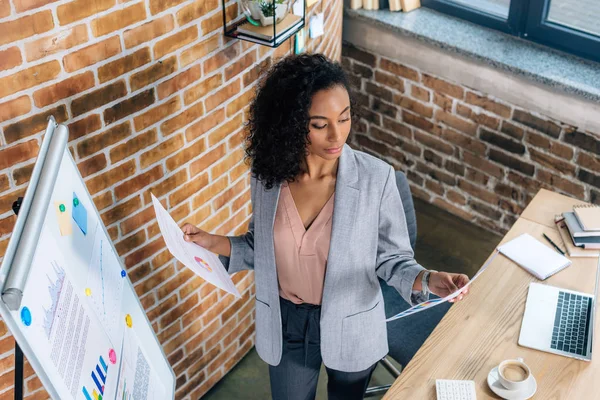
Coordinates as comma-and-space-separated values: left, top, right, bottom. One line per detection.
151, 194, 241, 298
385, 250, 499, 322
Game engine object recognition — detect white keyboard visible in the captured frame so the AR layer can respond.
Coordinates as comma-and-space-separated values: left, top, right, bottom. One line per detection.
436, 379, 477, 400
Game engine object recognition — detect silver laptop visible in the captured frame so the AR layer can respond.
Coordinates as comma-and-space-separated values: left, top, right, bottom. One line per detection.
518, 258, 599, 361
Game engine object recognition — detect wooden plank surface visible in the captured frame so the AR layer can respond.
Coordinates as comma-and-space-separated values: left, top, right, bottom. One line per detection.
520, 188, 587, 228
385, 189, 600, 399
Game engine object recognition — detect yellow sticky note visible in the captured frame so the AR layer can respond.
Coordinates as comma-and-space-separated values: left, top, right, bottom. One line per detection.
307, 0, 318, 7
54, 201, 72, 236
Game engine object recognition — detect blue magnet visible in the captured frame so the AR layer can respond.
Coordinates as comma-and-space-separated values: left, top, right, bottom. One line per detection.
72, 192, 88, 235
20, 307, 31, 326
120, 270, 126, 278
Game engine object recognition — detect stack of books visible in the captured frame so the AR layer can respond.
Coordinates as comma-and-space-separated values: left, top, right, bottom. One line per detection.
556, 205, 600, 257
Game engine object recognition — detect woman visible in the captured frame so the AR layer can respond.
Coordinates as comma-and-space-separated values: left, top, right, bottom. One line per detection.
182, 54, 470, 400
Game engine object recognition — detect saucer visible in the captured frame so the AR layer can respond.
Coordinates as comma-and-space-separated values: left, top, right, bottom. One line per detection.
487, 366, 537, 400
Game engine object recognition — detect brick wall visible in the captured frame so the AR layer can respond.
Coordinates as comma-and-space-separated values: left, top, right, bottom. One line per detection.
0, 1, 343, 398
342, 43, 600, 234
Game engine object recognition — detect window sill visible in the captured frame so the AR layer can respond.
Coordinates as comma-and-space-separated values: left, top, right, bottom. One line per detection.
344, 7, 600, 103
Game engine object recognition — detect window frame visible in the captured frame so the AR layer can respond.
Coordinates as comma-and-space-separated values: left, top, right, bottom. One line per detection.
421, 0, 600, 64
526, 0, 600, 63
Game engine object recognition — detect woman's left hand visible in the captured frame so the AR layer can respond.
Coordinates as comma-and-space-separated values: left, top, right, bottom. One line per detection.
428, 272, 470, 302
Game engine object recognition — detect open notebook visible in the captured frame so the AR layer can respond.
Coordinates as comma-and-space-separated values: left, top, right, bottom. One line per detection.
498, 233, 572, 280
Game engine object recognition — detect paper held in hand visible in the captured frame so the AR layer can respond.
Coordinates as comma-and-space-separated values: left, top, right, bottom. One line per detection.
151, 194, 241, 298
385, 250, 499, 322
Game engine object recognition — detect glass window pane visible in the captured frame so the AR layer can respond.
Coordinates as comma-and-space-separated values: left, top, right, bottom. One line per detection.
547, 0, 600, 37
446, 0, 510, 18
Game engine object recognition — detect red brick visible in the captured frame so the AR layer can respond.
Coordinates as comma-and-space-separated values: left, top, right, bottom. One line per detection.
226, 88, 254, 117
120, 205, 156, 235
206, 79, 241, 112
98, 47, 151, 83
161, 101, 205, 135
77, 121, 132, 158
435, 109, 477, 136
101, 196, 142, 227
140, 133, 185, 169
165, 137, 207, 171
104, 88, 155, 125
110, 129, 158, 163
465, 91, 511, 118
33, 71, 95, 107
25, 24, 88, 62
91, 2, 146, 37
0, 0, 10, 17
423, 74, 464, 99
4, 105, 67, 144
183, 73, 222, 105
379, 58, 419, 81
130, 56, 177, 92
202, 2, 236, 34
57, 0, 115, 26
13, 0, 58, 11
188, 143, 226, 177
203, 44, 240, 76
124, 14, 174, 49
13, 163, 34, 186
115, 229, 147, 257
143, 169, 187, 204
71, 80, 127, 117
0, 47, 22, 72
186, 108, 226, 142
208, 114, 243, 146
68, 114, 102, 141
86, 159, 136, 195
127, 237, 166, 269
154, 25, 198, 59
0, 60, 61, 98
0, 10, 54, 46
176, 0, 219, 25
169, 173, 208, 207
148, 0, 186, 14
158, 65, 202, 100
0, 96, 31, 124
180, 35, 221, 67
224, 50, 257, 81
78, 153, 107, 178
63, 36, 122, 72
134, 96, 181, 132
115, 165, 164, 201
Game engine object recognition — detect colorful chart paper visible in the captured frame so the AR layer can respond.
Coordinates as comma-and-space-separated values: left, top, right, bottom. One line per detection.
386, 250, 500, 322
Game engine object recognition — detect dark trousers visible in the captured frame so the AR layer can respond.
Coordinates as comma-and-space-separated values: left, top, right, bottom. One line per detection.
269, 297, 377, 400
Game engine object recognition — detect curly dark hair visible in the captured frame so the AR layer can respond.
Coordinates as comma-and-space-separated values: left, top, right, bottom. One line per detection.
245, 53, 355, 190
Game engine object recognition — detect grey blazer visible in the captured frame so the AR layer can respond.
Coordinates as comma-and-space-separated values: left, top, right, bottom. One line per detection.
219, 144, 427, 372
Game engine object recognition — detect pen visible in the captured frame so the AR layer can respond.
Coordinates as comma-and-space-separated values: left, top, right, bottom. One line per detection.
543, 233, 565, 255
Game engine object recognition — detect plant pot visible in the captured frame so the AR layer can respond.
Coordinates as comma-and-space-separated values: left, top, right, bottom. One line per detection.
247, 1, 261, 20
259, 3, 289, 26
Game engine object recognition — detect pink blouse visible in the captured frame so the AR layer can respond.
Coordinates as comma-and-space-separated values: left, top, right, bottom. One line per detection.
273, 183, 335, 305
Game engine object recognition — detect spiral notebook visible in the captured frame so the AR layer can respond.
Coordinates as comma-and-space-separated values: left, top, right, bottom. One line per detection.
498, 233, 572, 280
573, 205, 600, 232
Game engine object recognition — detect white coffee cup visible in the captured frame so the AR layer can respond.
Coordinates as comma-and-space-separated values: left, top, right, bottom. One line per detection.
497, 357, 531, 391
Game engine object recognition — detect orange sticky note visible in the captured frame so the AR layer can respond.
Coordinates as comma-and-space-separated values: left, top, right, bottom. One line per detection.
54, 201, 72, 236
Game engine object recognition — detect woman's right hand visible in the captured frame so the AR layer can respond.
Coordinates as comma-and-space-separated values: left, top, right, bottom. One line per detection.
181, 223, 214, 249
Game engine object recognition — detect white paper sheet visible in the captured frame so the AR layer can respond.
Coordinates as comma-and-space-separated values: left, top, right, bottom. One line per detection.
385, 250, 499, 322
115, 325, 165, 400
151, 194, 240, 298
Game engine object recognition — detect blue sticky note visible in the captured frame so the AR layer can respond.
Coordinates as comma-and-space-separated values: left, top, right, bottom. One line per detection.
72, 192, 87, 235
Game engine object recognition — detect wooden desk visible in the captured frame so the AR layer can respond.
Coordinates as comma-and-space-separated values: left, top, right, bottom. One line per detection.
520, 188, 586, 228
385, 189, 600, 399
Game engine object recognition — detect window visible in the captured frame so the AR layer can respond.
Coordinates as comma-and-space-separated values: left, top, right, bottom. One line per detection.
422, 0, 600, 63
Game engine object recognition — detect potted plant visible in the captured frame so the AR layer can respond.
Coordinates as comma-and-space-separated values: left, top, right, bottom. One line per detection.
259, 0, 290, 26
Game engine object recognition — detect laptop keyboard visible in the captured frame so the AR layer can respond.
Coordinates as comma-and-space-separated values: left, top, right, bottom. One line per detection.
551, 291, 592, 356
